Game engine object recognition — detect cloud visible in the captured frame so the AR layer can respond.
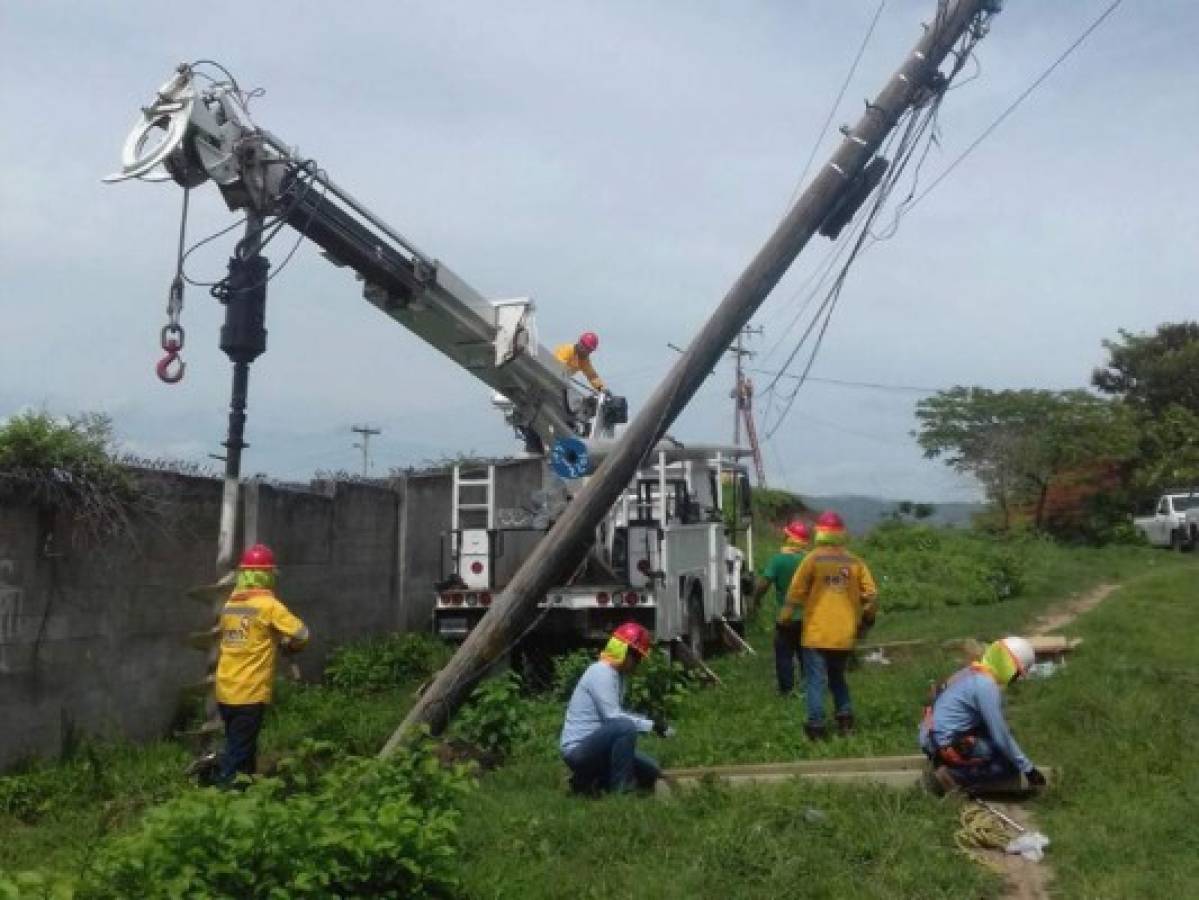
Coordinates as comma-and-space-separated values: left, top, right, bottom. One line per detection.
2, 0, 1195, 500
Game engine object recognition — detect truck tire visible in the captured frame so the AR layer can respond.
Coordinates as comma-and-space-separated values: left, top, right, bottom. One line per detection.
685, 587, 706, 661
1170, 529, 1186, 552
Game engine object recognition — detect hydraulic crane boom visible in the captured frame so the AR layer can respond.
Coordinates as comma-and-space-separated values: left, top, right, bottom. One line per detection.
106, 64, 598, 454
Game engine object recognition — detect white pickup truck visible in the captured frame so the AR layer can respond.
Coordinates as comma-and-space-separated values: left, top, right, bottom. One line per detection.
1133, 491, 1199, 550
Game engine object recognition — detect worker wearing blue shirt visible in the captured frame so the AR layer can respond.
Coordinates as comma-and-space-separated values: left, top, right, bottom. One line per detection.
920, 636, 1048, 793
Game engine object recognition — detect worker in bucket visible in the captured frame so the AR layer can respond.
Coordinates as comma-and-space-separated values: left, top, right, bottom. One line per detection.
919, 637, 1048, 794
555, 331, 606, 392
751, 519, 811, 695
559, 621, 673, 794
213, 543, 309, 786
783, 510, 878, 739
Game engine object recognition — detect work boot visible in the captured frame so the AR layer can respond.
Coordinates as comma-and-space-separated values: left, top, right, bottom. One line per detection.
922, 765, 961, 797
835, 712, 855, 736
804, 721, 828, 741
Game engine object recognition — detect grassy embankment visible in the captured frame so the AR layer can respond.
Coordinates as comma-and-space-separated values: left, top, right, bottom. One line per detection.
2, 528, 1195, 897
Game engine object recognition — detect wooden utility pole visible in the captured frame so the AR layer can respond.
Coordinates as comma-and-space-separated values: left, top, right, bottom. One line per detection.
382, 0, 1001, 753
351, 424, 381, 476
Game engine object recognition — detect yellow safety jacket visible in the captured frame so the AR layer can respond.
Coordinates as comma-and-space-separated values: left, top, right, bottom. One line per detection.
215, 589, 309, 705
784, 545, 878, 650
554, 343, 605, 391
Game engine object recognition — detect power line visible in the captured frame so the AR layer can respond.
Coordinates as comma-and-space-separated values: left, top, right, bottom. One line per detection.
786, 1, 888, 211
911, 0, 1125, 208
748, 367, 939, 394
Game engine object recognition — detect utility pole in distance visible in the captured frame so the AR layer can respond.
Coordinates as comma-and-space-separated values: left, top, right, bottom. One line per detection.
351, 424, 381, 476
731, 325, 767, 487
383, 0, 1002, 751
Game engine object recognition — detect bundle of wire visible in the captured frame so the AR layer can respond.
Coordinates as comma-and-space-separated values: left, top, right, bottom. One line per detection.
954, 804, 1020, 872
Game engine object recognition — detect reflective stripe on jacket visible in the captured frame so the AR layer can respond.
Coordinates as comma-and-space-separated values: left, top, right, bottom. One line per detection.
785, 545, 878, 650
554, 343, 605, 391
215, 589, 308, 705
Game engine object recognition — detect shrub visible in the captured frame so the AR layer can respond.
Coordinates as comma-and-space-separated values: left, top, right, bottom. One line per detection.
0, 411, 142, 545
325, 633, 450, 694
550, 650, 592, 701
550, 648, 692, 723
450, 672, 532, 757
626, 652, 692, 723
77, 740, 469, 899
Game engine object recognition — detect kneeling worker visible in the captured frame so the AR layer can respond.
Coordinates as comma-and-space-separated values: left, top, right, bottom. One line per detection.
919, 636, 1047, 793
214, 543, 309, 785
559, 622, 672, 794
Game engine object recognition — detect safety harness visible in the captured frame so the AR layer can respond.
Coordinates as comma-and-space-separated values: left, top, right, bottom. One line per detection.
921, 663, 996, 768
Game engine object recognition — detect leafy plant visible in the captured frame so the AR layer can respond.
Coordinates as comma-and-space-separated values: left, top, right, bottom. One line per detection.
549, 647, 691, 724
626, 652, 692, 723
325, 633, 450, 695
550, 649, 592, 701
0, 411, 144, 545
78, 740, 469, 899
451, 672, 533, 756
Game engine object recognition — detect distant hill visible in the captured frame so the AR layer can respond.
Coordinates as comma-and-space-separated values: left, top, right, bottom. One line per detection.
796, 494, 984, 535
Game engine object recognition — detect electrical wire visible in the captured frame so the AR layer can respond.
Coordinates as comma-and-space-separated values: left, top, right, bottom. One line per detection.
911, 0, 1126, 209
761, 16, 992, 437
748, 368, 939, 394
785, 1, 888, 211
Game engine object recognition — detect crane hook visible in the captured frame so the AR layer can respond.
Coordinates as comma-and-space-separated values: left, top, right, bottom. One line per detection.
157, 325, 186, 384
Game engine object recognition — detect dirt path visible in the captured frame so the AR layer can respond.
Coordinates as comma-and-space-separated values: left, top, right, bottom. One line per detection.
984, 581, 1119, 899
1028, 581, 1119, 636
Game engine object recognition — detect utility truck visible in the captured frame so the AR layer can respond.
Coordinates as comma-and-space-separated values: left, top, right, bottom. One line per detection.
105, 62, 754, 656
434, 449, 755, 659
1132, 490, 1198, 551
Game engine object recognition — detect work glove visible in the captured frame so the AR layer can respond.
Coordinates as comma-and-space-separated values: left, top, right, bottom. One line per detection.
652, 719, 676, 739
1025, 767, 1047, 787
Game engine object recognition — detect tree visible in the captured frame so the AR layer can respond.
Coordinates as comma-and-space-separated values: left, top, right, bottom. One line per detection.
915, 388, 1135, 530
1092, 323, 1199, 497
1092, 322, 1199, 415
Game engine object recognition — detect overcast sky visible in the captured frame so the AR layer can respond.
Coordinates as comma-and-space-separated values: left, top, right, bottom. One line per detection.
2, 1, 1195, 501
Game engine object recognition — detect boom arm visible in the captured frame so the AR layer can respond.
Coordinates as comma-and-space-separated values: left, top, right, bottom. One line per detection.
106, 64, 593, 453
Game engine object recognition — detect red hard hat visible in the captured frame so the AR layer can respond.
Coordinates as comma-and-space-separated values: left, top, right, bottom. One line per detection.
815, 510, 845, 532
783, 520, 810, 543
238, 543, 276, 570
578, 331, 599, 352
611, 621, 652, 657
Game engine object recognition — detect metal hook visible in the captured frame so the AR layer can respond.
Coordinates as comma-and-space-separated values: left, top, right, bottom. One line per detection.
156, 339, 186, 384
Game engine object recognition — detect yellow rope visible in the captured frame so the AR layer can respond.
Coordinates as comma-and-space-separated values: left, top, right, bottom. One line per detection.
954, 804, 1019, 873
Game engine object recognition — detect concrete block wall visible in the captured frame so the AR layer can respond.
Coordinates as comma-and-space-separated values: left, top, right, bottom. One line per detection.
0, 471, 221, 769
0, 458, 547, 769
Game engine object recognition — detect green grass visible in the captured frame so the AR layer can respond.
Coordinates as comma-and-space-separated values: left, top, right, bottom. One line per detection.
1017, 566, 1199, 898
2, 531, 1196, 898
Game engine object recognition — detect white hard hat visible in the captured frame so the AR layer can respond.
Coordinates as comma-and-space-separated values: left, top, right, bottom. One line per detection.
1001, 636, 1036, 675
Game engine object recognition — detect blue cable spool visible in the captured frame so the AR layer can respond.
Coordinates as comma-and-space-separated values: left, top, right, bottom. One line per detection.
550, 436, 591, 479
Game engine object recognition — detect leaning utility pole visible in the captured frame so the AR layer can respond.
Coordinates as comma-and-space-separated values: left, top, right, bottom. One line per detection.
383, 0, 1001, 752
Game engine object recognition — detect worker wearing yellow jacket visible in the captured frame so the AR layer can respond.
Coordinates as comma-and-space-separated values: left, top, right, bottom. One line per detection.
555, 331, 605, 392
214, 543, 309, 784
783, 510, 878, 740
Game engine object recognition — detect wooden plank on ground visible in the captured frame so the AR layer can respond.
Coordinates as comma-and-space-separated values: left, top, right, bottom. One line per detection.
657, 755, 1050, 798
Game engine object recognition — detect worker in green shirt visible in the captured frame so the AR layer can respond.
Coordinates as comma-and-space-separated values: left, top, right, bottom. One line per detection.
751, 520, 811, 695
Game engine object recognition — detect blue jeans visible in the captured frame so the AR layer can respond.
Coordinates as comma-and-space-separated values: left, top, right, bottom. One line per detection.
774, 622, 804, 693
218, 703, 266, 785
802, 648, 851, 725
924, 733, 1020, 787
562, 719, 660, 793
